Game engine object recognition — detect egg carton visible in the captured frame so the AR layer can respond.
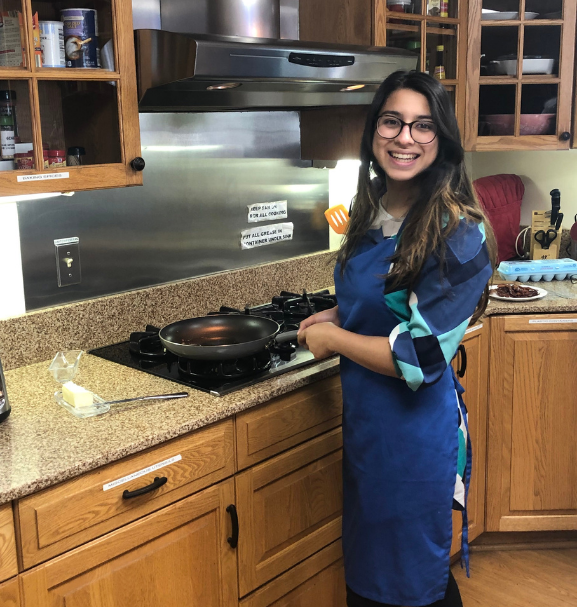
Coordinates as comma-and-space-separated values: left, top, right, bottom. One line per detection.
498, 258, 577, 282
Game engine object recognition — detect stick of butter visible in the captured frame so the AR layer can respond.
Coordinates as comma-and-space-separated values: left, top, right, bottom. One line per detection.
62, 381, 94, 408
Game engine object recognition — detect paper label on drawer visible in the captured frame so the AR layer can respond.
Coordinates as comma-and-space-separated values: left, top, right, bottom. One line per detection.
17, 172, 69, 182
247, 200, 288, 223
241, 222, 293, 249
528, 319, 577, 324
103, 454, 182, 491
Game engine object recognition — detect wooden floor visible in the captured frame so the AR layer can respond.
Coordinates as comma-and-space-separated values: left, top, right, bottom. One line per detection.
451, 549, 577, 606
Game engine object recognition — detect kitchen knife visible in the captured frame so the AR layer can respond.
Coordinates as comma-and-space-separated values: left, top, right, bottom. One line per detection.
555, 212, 564, 231
550, 189, 561, 227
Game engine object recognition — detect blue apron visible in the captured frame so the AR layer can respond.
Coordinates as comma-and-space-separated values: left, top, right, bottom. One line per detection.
335, 229, 470, 607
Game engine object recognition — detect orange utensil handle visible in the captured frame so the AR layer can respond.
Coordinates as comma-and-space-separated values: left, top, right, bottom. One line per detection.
325, 204, 350, 234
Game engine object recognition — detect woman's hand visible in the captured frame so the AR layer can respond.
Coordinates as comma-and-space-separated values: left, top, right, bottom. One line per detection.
298, 322, 340, 359
297, 306, 340, 335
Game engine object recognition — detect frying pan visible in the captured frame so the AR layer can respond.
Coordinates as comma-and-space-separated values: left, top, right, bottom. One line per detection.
159, 315, 299, 361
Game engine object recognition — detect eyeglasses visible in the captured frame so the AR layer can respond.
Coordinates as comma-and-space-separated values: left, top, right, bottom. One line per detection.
376, 115, 438, 144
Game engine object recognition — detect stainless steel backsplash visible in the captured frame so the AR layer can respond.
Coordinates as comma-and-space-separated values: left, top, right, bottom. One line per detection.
18, 112, 329, 311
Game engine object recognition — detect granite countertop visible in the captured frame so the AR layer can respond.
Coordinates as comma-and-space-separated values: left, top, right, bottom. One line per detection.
485, 279, 577, 315
2, 278, 576, 508
0, 354, 339, 506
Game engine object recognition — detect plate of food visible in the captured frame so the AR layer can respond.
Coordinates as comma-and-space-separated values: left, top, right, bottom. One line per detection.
489, 283, 547, 302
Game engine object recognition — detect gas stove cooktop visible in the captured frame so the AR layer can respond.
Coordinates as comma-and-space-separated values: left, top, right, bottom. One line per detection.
89, 290, 337, 396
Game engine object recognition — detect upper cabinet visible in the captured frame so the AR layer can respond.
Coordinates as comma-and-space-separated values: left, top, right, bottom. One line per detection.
465, 0, 576, 151
374, 0, 469, 135
0, 0, 142, 195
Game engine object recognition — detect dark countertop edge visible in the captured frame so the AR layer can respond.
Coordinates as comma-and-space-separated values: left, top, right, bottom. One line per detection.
0, 357, 340, 506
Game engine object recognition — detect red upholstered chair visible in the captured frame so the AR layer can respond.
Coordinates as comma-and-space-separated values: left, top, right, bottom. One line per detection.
473, 174, 524, 262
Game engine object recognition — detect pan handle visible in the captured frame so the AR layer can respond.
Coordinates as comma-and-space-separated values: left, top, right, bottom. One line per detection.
274, 330, 299, 344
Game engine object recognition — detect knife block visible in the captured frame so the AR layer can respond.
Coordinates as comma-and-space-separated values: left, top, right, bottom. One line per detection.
530, 210, 559, 260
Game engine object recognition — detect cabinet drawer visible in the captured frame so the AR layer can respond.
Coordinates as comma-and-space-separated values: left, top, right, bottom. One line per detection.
17, 419, 234, 569
236, 375, 342, 469
237, 428, 343, 596
0, 504, 17, 582
240, 540, 345, 607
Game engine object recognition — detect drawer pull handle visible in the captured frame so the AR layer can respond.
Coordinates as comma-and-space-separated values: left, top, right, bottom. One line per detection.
457, 344, 467, 378
226, 504, 239, 548
122, 476, 167, 499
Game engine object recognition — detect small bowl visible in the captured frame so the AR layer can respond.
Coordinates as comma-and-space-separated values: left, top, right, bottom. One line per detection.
48, 350, 83, 383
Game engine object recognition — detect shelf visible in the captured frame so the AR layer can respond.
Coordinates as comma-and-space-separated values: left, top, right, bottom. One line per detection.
480, 76, 561, 85
386, 12, 460, 25
426, 26, 456, 36
481, 19, 563, 27
33, 68, 121, 80
386, 23, 419, 33
386, 26, 456, 39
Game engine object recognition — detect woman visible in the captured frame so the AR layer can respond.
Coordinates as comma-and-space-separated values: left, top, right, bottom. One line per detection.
297, 70, 496, 607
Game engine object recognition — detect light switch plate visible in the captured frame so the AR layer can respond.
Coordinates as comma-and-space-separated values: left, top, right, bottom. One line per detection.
55, 237, 81, 287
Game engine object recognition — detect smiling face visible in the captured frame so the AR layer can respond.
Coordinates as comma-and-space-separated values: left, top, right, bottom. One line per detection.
372, 88, 439, 184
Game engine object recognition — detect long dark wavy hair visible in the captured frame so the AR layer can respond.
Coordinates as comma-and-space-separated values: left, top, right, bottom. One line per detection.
337, 70, 497, 324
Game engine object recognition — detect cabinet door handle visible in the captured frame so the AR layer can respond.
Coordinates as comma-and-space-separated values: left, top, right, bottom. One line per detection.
560, 132, 571, 142
131, 157, 146, 171
122, 476, 167, 499
457, 344, 467, 378
226, 504, 239, 548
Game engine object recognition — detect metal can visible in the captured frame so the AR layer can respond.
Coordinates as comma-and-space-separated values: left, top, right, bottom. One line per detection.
61, 8, 100, 68
39, 21, 65, 68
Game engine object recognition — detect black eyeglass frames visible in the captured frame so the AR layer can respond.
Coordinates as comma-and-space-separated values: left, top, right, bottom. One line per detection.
375, 115, 438, 144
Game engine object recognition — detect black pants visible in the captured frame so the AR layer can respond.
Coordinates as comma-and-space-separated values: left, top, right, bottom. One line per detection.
346, 571, 463, 607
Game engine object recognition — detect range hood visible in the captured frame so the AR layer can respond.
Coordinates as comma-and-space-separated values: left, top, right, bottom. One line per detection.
134, 27, 417, 111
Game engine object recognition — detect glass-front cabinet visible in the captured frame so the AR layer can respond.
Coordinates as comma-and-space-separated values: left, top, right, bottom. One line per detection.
465, 0, 576, 151
374, 0, 467, 134
0, 0, 142, 195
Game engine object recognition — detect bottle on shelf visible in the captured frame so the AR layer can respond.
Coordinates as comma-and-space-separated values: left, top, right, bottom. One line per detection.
434, 44, 446, 80
406, 40, 421, 71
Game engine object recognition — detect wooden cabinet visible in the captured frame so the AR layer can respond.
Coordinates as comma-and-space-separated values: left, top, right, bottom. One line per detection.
450, 322, 489, 556
17, 419, 234, 568
20, 478, 238, 607
12, 378, 345, 604
465, 0, 577, 151
236, 428, 343, 596
299, 0, 372, 46
374, 0, 469, 135
0, 0, 142, 195
236, 375, 342, 470
0, 577, 20, 607
487, 314, 577, 532
239, 540, 346, 607
0, 504, 17, 583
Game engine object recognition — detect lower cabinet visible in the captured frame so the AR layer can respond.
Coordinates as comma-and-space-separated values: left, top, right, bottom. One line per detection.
451, 323, 489, 556
240, 541, 346, 607
0, 577, 20, 607
236, 428, 343, 596
20, 479, 238, 607
487, 314, 577, 532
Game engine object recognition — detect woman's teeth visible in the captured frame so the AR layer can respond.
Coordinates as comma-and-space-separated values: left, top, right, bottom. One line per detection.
389, 152, 419, 162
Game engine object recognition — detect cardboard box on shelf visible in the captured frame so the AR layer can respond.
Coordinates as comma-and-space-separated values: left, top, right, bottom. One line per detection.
0, 11, 24, 67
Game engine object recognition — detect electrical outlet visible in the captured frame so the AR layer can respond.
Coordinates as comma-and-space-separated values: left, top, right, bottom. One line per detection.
55, 237, 81, 287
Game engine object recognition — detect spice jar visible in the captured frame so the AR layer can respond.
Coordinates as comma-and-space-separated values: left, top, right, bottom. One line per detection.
387, 0, 413, 14
48, 149, 66, 167
14, 151, 34, 170
43, 149, 49, 168
67, 146, 85, 166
